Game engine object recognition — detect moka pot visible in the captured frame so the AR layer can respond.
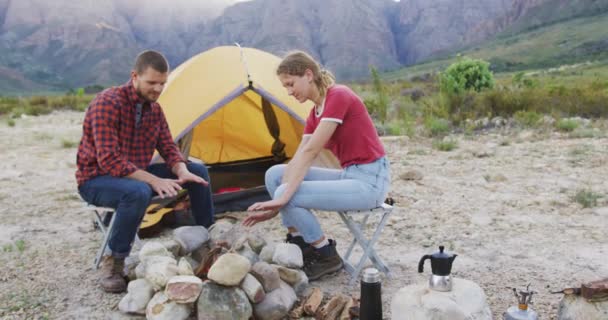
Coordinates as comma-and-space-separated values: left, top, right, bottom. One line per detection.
418, 245, 457, 291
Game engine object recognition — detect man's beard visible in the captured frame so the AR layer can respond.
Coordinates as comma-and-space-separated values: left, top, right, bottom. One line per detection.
135, 88, 157, 103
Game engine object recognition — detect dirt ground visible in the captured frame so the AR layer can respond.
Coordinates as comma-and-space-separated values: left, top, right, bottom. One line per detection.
0, 110, 607, 320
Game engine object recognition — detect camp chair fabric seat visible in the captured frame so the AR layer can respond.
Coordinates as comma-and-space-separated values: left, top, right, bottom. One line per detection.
338, 203, 394, 285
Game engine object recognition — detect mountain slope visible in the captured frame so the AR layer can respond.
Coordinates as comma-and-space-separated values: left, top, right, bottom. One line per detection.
384, 10, 608, 80
0, 0, 607, 93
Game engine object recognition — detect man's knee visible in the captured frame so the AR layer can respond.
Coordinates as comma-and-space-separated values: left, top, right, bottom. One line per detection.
122, 182, 153, 205
187, 162, 210, 180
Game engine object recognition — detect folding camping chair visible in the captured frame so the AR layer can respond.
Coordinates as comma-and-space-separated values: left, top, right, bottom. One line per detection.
338, 201, 394, 285
87, 190, 187, 269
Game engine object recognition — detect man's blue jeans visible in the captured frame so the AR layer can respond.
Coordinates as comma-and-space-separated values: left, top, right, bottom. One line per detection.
266, 156, 391, 243
78, 162, 214, 258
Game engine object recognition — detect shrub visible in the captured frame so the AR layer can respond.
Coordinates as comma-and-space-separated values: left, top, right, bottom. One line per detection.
440, 58, 495, 95
514, 110, 542, 127
61, 139, 77, 148
424, 117, 450, 137
366, 66, 389, 124
6, 118, 15, 127
555, 119, 579, 132
433, 139, 458, 151
572, 189, 602, 208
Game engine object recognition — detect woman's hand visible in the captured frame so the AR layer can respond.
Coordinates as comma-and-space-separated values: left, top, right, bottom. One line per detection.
242, 209, 279, 227
247, 199, 287, 212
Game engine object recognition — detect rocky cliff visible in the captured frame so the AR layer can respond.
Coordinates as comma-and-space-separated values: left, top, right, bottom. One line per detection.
0, 0, 604, 92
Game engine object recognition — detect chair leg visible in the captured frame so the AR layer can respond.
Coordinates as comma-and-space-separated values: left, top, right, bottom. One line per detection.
94, 210, 116, 269
339, 209, 393, 286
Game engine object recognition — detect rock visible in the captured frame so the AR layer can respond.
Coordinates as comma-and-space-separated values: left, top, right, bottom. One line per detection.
207, 253, 251, 286
139, 241, 172, 262
118, 279, 155, 315
197, 281, 252, 320
160, 239, 182, 258
142, 256, 180, 291
146, 292, 191, 320
275, 266, 302, 286
173, 226, 209, 255
165, 275, 203, 304
259, 243, 276, 263
177, 257, 194, 276
240, 273, 266, 303
391, 278, 491, 320
208, 221, 236, 247
272, 243, 303, 268
251, 261, 281, 292
125, 255, 141, 281
237, 244, 260, 265
557, 294, 608, 320
293, 270, 309, 296
400, 170, 423, 181
253, 280, 297, 320
247, 234, 267, 254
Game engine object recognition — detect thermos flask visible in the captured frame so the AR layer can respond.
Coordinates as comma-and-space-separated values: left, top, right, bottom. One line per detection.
360, 267, 382, 320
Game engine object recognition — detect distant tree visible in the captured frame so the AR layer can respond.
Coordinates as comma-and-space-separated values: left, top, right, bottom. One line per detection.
441, 58, 495, 95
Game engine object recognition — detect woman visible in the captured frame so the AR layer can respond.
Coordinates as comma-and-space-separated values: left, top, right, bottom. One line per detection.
243, 51, 391, 281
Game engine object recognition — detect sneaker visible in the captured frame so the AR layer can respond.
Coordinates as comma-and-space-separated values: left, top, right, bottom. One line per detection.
303, 239, 343, 281
285, 233, 315, 261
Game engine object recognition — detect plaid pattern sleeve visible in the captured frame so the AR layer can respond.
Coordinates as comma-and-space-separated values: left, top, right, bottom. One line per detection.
156, 108, 185, 170
76, 81, 184, 186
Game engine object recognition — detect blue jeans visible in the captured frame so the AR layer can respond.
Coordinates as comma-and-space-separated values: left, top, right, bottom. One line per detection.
78, 162, 214, 258
266, 156, 390, 243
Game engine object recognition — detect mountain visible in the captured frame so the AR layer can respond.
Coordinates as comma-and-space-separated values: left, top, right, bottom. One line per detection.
0, 0, 606, 93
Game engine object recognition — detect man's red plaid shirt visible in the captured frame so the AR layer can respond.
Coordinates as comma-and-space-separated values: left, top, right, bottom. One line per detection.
76, 81, 184, 186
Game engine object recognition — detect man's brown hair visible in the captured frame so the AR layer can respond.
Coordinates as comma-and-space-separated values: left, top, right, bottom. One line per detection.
134, 50, 169, 74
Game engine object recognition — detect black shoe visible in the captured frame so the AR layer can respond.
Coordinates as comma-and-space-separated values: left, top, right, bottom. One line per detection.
285, 233, 315, 261
303, 239, 343, 281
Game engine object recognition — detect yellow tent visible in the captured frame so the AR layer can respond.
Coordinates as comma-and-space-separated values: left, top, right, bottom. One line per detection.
157, 46, 338, 212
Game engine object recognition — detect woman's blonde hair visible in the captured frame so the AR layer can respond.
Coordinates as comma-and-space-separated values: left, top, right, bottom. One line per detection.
276, 51, 335, 98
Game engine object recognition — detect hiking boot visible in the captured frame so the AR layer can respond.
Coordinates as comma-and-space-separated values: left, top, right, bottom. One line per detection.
303, 239, 343, 281
99, 255, 127, 293
285, 233, 315, 261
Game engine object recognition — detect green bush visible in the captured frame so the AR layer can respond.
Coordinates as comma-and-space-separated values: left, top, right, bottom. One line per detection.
555, 119, 579, 132
424, 117, 450, 137
6, 118, 15, 127
366, 66, 389, 124
514, 110, 542, 127
572, 189, 602, 208
433, 139, 458, 151
440, 58, 495, 95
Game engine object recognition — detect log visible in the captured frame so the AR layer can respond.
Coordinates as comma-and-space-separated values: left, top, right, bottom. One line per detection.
317, 294, 344, 319
304, 287, 323, 315
289, 303, 304, 319
339, 297, 354, 320
582, 278, 608, 302
324, 295, 349, 320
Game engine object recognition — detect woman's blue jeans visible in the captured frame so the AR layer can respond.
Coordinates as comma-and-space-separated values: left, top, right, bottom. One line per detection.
266, 156, 390, 243
78, 162, 214, 258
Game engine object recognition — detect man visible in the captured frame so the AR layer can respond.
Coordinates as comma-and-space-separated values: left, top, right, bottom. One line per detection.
76, 50, 214, 293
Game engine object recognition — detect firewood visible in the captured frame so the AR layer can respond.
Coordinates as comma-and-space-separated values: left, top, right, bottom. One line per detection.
317, 294, 345, 319
582, 278, 608, 302
288, 303, 304, 319
339, 297, 354, 320
303, 287, 323, 315
324, 295, 349, 320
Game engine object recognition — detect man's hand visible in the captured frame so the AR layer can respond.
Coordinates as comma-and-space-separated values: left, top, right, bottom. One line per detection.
150, 177, 183, 198
176, 170, 209, 186
242, 209, 279, 227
